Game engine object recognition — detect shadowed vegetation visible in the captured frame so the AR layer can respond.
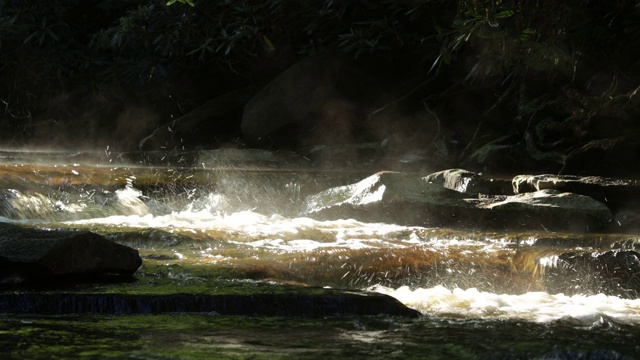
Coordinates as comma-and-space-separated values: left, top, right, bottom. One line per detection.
1, 0, 639, 175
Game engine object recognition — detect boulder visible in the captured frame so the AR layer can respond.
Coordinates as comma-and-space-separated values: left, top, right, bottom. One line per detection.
301, 172, 613, 231
241, 51, 382, 148
0, 222, 142, 285
483, 189, 613, 232
301, 171, 473, 227
512, 174, 640, 211
137, 87, 254, 151
424, 168, 513, 195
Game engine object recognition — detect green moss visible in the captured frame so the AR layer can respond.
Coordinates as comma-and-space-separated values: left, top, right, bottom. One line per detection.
2, 314, 637, 359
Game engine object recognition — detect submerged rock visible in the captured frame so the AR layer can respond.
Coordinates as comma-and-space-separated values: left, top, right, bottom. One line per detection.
302, 171, 613, 231
0, 289, 421, 317
0, 222, 142, 285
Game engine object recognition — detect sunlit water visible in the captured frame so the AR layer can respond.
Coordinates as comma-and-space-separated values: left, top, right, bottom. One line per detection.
59, 206, 640, 327
2, 152, 640, 357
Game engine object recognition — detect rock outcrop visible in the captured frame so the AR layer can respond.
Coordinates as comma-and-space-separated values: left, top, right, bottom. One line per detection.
0, 222, 142, 285
512, 174, 640, 211
301, 171, 472, 227
302, 171, 613, 231
424, 168, 512, 195
484, 189, 612, 232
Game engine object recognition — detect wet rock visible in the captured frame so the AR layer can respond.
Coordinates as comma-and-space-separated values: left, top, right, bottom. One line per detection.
484, 189, 613, 232
543, 250, 640, 298
0, 223, 142, 285
0, 289, 421, 317
424, 168, 513, 195
301, 171, 472, 227
302, 172, 613, 231
512, 174, 640, 211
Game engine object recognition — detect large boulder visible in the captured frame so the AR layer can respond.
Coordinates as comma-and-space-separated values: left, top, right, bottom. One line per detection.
241, 51, 382, 148
301, 172, 613, 231
484, 189, 613, 232
0, 222, 142, 285
301, 171, 473, 227
137, 87, 254, 151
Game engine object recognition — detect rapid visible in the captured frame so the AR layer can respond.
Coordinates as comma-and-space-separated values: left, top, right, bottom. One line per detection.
1, 148, 639, 358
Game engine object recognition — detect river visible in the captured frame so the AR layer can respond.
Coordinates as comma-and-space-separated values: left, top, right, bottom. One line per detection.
1, 149, 639, 359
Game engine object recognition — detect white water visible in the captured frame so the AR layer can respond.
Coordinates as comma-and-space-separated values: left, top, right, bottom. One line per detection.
4, 184, 640, 327
63, 192, 640, 327
371, 285, 640, 326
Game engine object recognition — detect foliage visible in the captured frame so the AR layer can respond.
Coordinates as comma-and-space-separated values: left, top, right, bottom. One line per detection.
0, 0, 639, 150
166, 0, 194, 6
428, 0, 640, 157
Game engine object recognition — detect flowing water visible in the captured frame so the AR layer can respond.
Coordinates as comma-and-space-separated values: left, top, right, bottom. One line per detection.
1, 149, 639, 359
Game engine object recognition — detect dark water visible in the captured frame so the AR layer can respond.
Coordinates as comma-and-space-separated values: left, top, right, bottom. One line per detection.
1, 149, 640, 359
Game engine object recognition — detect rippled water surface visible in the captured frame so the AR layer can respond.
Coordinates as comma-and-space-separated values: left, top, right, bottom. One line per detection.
2, 150, 640, 358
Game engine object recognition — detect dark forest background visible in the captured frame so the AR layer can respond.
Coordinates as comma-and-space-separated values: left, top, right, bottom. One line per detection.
1, 0, 639, 176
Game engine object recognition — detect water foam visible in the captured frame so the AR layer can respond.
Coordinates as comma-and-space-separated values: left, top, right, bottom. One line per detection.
68, 205, 422, 250
370, 285, 640, 326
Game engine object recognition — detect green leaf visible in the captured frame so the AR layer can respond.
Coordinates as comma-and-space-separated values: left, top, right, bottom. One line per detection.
520, 27, 534, 40
166, 0, 194, 6
262, 35, 275, 51
495, 10, 514, 18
